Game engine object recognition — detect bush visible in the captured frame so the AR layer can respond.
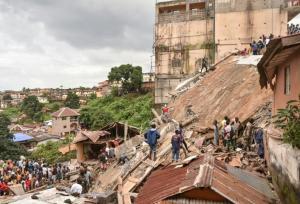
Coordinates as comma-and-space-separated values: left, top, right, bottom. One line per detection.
273, 94, 300, 149
80, 93, 153, 131
31, 140, 76, 164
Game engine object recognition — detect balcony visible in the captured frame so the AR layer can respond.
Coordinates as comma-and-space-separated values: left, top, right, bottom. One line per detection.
157, 9, 209, 23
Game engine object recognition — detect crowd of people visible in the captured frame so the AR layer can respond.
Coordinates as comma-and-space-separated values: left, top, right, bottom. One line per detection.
144, 109, 265, 163
249, 34, 274, 55
288, 23, 300, 35
0, 158, 70, 196
214, 116, 264, 158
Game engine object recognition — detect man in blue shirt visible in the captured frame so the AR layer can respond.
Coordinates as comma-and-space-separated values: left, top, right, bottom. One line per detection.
144, 123, 160, 161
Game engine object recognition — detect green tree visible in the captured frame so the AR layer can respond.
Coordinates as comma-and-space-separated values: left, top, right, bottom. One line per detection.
273, 94, 300, 148
108, 64, 143, 94
21, 95, 43, 121
0, 113, 27, 160
64, 92, 80, 109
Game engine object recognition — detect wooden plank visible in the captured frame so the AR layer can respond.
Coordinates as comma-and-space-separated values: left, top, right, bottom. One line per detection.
117, 176, 123, 204
142, 159, 156, 167
122, 180, 137, 193
9, 184, 25, 195
151, 108, 163, 125
127, 176, 139, 183
124, 122, 128, 141
123, 193, 132, 204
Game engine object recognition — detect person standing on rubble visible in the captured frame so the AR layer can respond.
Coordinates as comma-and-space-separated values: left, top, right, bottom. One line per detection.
255, 128, 264, 159
223, 120, 232, 151
162, 104, 170, 122
179, 123, 190, 153
232, 117, 242, 149
171, 129, 181, 162
243, 119, 254, 151
221, 116, 229, 146
144, 123, 160, 161
213, 120, 219, 146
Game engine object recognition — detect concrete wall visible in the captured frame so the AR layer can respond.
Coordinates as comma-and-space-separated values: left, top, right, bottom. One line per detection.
267, 134, 300, 204
273, 51, 300, 114
156, 19, 214, 75
52, 116, 79, 136
215, 0, 286, 13
155, 1, 213, 104
215, 8, 288, 59
155, 76, 189, 104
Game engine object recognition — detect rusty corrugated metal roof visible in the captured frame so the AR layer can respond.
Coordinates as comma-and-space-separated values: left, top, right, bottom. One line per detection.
73, 130, 110, 144
136, 155, 273, 204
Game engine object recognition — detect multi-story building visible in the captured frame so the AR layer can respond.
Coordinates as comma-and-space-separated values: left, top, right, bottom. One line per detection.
51, 107, 80, 137
155, 0, 215, 104
154, 0, 299, 104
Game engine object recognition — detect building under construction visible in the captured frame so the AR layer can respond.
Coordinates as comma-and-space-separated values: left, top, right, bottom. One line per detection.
154, 0, 299, 104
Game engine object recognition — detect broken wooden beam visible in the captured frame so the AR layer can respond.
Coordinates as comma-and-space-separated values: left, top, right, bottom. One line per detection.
182, 115, 199, 127
151, 108, 163, 125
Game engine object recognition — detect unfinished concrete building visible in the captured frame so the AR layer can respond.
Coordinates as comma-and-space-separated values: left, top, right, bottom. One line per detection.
155, 0, 215, 104
154, 0, 299, 104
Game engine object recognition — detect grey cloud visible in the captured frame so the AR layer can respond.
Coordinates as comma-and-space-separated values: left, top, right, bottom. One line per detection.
5, 0, 154, 51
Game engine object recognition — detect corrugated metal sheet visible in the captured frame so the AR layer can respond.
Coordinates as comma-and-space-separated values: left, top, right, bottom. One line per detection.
73, 130, 110, 143
136, 155, 274, 204
160, 198, 231, 204
211, 169, 272, 204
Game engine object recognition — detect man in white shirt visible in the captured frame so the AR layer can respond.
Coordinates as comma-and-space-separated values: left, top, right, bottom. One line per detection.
70, 179, 83, 197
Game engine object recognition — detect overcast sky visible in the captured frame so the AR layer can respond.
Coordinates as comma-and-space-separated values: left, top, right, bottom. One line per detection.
0, 0, 155, 91
0, 1, 299, 91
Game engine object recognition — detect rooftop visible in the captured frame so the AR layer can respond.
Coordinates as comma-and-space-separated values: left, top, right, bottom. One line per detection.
51, 107, 80, 118
257, 33, 300, 89
13, 133, 33, 142
136, 155, 275, 204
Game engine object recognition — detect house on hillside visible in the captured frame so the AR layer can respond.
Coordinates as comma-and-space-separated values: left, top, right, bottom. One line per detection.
13, 133, 35, 150
96, 80, 111, 97
51, 107, 80, 137
257, 33, 300, 204
136, 155, 277, 204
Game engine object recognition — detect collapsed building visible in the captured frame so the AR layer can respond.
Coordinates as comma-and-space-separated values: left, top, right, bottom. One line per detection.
154, 0, 300, 104
74, 122, 141, 162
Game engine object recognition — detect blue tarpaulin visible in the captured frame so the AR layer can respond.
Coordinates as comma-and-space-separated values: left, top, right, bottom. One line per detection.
13, 133, 33, 142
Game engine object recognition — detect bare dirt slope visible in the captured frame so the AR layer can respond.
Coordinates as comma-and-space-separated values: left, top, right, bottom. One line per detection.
170, 56, 272, 127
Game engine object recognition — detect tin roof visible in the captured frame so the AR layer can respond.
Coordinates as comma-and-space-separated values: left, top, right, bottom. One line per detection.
13, 133, 33, 142
136, 155, 274, 204
73, 130, 111, 144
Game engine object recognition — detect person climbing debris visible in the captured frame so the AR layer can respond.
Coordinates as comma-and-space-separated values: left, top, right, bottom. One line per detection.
161, 104, 170, 122
178, 123, 190, 155
255, 128, 264, 159
201, 57, 208, 73
171, 129, 181, 162
144, 123, 160, 161
243, 118, 255, 151
213, 120, 219, 146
